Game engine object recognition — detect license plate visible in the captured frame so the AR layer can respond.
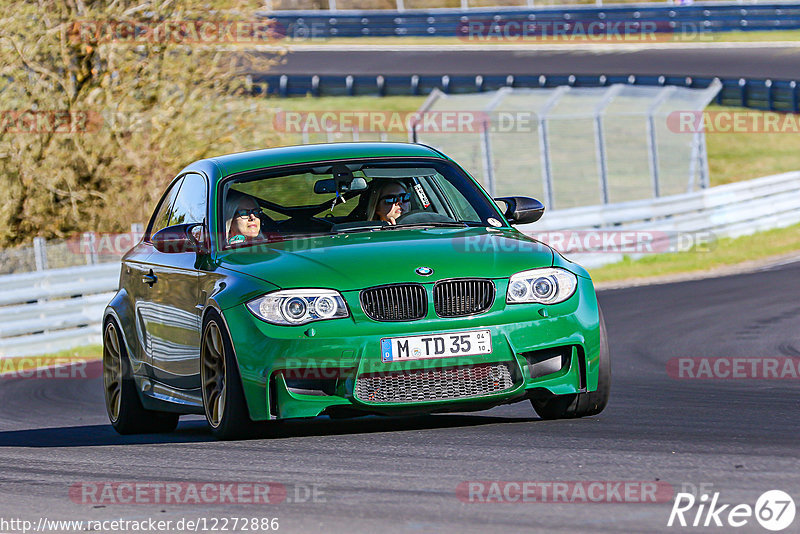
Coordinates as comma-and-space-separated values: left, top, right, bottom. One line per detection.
380, 329, 492, 362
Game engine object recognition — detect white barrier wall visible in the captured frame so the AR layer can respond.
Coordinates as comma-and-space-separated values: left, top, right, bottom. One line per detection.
0, 263, 119, 358
518, 170, 800, 268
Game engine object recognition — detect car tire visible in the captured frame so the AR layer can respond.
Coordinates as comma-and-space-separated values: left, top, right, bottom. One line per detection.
531, 307, 611, 420
201, 310, 253, 440
103, 318, 180, 434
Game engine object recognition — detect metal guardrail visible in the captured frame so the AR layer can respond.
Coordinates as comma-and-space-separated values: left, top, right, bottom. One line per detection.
254, 2, 800, 111
1, 171, 797, 357
266, 0, 798, 12
518, 170, 800, 267
0, 263, 119, 358
254, 73, 800, 113
263, 2, 800, 37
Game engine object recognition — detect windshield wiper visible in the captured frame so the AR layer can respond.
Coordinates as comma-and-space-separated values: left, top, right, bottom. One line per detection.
333, 226, 379, 234
242, 232, 334, 246
381, 221, 470, 230
331, 221, 470, 234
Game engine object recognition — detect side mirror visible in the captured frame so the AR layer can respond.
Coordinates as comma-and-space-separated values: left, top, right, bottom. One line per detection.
152, 223, 208, 254
494, 196, 545, 225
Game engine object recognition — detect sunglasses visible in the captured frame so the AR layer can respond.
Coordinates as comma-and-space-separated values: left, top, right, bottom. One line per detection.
234, 208, 261, 219
380, 193, 411, 205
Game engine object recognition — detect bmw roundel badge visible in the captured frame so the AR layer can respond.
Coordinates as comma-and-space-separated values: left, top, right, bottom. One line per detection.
415, 266, 434, 276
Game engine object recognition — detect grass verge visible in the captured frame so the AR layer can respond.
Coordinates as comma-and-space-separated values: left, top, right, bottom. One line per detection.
705, 105, 800, 186
587, 223, 800, 283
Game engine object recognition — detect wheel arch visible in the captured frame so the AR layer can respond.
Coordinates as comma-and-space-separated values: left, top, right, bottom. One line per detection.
200, 302, 267, 422
103, 290, 136, 369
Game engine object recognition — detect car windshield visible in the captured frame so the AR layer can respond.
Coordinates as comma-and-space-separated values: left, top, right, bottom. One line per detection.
219, 159, 505, 248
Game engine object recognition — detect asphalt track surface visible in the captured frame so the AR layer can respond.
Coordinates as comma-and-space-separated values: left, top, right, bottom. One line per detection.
1, 260, 799, 533
265, 44, 800, 79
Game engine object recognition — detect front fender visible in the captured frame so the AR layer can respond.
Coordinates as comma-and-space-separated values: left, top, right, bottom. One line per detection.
551, 249, 592, 280
198, 267, 280, 422
210, 266, 281, 311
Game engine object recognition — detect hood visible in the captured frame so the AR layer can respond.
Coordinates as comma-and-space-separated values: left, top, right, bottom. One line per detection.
216, 227, 554, 291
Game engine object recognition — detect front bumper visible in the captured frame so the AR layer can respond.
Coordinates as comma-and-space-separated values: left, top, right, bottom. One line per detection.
223, 276, 601, 421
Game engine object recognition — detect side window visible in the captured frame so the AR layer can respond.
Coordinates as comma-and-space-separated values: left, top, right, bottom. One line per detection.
432, 175, 480, 221
169, 173, 207, 226
147, 178, 184, 240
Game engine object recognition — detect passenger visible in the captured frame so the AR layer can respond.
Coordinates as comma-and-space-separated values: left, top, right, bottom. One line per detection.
224, 191, 262, 245
366, 181, 411, 226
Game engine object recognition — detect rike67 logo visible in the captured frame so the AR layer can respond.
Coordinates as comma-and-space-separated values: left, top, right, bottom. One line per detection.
668, 490, 796, 531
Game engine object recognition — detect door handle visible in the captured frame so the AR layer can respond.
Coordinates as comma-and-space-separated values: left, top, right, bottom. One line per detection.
142, 270, 158, 287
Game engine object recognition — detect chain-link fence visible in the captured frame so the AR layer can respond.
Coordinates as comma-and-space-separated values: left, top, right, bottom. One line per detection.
0, 224, 144, 275
415, 82, 721, 209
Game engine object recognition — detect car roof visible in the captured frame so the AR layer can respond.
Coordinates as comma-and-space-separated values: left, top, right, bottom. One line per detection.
183, 142, 448, 183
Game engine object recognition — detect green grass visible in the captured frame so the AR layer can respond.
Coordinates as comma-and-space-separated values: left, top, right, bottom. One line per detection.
707, 30, 800, 42
705, 105, 800, 186
588, 223, 800, 283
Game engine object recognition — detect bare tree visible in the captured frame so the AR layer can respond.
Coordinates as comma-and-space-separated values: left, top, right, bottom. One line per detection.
0, 0, 283, 246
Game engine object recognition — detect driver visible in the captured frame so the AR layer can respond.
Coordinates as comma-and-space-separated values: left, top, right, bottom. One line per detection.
224, 191, 262, 245
366, 181, 411, 226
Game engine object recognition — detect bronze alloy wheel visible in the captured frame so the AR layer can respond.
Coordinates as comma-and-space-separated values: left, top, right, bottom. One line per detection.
201, 320, 227, 428
102, 318, 180, 435
103, 321, 123, 422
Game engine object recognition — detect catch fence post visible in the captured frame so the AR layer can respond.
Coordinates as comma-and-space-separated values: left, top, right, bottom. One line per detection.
33, 237, 48, 272
646, 86, 677, 198
537, 86, 569, 209
82, 232, 98, 265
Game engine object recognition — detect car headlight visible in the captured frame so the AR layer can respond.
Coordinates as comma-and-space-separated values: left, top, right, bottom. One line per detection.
246, 289, 349, 325
506, 268, 577, 305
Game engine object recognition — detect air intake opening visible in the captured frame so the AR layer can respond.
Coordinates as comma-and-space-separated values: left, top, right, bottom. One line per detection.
355, 362, 516, 403
285, 378, 336, 397
281, 367, 352, 397
521, 346, 571, 380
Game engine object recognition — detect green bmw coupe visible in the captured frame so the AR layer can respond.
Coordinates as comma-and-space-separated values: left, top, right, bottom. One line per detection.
103, 142, 610, 439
